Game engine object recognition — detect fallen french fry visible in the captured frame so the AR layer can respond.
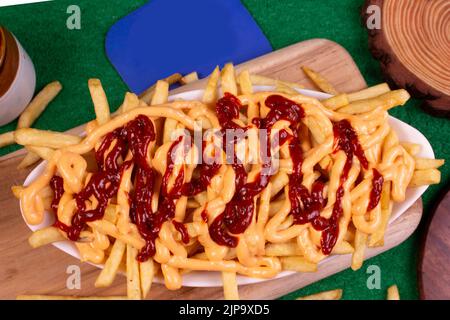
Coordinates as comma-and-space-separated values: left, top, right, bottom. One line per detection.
0, 131, 15, 148
302, 66, 338, 95
387, 285, 400, 300
17, 81, 62, 129
296, 289, 343, 300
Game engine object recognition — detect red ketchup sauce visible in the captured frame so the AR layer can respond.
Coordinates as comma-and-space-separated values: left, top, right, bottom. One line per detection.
368, 168, 383, 211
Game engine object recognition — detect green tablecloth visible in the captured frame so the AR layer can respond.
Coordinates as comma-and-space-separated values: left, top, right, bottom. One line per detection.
0, 0, 448, 300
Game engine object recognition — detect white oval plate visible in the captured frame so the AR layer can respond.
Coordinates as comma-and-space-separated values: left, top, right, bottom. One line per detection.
21, 86, 434, 287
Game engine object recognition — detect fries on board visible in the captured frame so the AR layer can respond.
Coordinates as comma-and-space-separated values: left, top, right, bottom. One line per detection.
14, 64, 443, 300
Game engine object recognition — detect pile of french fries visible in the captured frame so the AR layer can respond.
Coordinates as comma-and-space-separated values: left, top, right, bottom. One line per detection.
11, 65, 443, 301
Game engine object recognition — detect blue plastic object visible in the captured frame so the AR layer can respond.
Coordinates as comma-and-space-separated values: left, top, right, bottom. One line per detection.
105, 0, 272, 94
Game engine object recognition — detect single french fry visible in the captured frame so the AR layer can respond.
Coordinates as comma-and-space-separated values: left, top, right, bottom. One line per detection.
88, 79, 110, 125
180, 72, 198, 85
0, 131, 15, 148
238, 70, 253, 95
17, 295, 128, 300
400, 142, 421, 156
139, 73, 182, 104
25, 145, 55, 161
280, 256, 318, 272
414, 158, 445, 170
151, 80, 169, 106
322, 94, 349, 110
347, 83, 390, 102
387, 285, 400, 300
103, 205, 119, 224
337, 89, 410, 114
202, 66, 220, 104
296, 289, 343, 300
14, 128, 81, 149
17, 81, 62, 129
88, 220, 145, 249
276, 81, 299, 95
140, 258, 155, 299
247, 74, 303, 90
28, 227, 65, 248
409, 169, 441, 187
17, 152, 41, 169
11, 185, 24, 198
222, 271, 239, 300
331, 240, 354, 254
95, 239, 126, 287
126, 244, 142, 300
120, 92, 140, 114
221, 63, 237, 95
265, 242, 302, 256
351, 230, 368, 270
302, 66, 338, 95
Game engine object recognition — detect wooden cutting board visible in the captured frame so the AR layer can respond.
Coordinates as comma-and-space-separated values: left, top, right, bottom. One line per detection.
0, 39, 422, 299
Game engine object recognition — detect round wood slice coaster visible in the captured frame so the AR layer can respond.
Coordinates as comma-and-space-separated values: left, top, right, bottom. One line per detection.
418, 186, 450, 300
362, 0, 450, 117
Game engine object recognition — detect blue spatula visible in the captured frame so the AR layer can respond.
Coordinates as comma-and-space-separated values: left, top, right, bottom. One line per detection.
105, 0, 272, 94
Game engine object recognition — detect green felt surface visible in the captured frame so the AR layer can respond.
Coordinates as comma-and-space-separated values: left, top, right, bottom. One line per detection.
0, 0, 448, 300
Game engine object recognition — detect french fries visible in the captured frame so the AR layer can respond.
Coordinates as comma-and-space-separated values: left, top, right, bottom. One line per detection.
302, 66, 338, 95
139, 73, 182, 104
14, 128, 81, 149
25, 145, 55, 161
347, 83, 390, 102
322, 94, 349, 110
28, 227, 66, 248
126, 244, 142, 300
296, 289, 343, 300
222, 271, 239, 300
280, 257, 318, 272
414, 158, 445, 170
265, 242, 302, 256
387, 285, 400, 300
409, 169, 441, 187
351, 230, 368, 270
0, 131, 15, 148
180, 72, 199, 85
221, 63, 238, 95
11, 185, 24, 198
337, 89, 410, 114
140, 259, 155, 299
246, 74, 303, 90
369, 181, 392, 247
88, 79, 111, 125
203, 66, 220, 104
17, 152, 41, 169
120, 92, 140, 114
400, 142, 421, 156
95, 239, 126, 288
17, 81, 62, 129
